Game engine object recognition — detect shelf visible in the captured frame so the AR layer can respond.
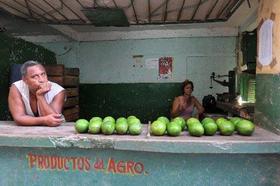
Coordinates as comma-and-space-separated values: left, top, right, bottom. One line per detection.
216, 101, 255, 119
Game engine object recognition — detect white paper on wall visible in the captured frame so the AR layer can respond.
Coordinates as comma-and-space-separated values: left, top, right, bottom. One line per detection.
258, 19, 274, 66
145, 58, 158, 69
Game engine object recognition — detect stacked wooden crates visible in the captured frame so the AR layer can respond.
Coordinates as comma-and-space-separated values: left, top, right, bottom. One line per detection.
44, 64, 79, 122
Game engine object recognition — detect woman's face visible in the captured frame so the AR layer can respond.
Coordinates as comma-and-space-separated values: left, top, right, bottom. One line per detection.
184, 84, 193, 96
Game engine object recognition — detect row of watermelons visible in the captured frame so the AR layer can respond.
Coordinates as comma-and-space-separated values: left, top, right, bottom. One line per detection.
75, 116, 142, 135
150, 116, 255, 137
75, 116, 255, 137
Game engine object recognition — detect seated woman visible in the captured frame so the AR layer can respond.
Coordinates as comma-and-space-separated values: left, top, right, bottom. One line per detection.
171, 79, 204, 120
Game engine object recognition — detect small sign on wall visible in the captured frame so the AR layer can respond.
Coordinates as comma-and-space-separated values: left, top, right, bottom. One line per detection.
158, 56, 173, 80
132, 55, 144, 68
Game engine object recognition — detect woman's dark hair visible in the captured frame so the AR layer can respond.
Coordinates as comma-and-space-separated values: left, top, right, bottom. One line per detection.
182, 79, 194, 93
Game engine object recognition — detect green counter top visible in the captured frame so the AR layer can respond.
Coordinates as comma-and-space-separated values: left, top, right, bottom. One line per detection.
1, 121, 280, 154
0, 121, 280, 186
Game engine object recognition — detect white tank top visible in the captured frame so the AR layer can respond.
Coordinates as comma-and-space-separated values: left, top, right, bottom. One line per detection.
13, 80, 64, 116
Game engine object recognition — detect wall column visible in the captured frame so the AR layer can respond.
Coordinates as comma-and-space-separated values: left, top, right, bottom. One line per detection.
255, 0, 280, 134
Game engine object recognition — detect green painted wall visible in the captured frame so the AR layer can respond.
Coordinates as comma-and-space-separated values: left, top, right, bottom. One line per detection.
0, 147, 279, 186
79, 83, 182, 122
239, 73, 255, 102
255, 74, 280, 134
41, 37, 236, 85
0, 33, 57, 120
40, 37, 236, 120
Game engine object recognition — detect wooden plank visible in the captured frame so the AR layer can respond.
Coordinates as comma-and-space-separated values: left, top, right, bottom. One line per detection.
48, 76, 63, 85
48, 76, 79, 87
64, 68, 79, 76
64, 112, 79, 121
64, 76, 79, 87
64, 97, 79, 108
44, 64, 64, 76
63, 106, 79, 122
65, 88, 79, 97
63, 106, 79, 116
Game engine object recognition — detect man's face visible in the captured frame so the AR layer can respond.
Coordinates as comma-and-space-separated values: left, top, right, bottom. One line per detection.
22, 65, 48, 92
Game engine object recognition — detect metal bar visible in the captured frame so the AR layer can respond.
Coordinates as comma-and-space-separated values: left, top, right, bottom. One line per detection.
130, 0, 138, 24
163, 0, 169, 22
14, 0, 51, 22
205, 0, 218, 20
129, 18, 225, 25
177, 0, 185, 21
226, 0, 245, 20
224, 0, 240, 18
0, 1, 30, 17
75, 0, 86, 9
216, 0, 231, 19
246, 0, 251, 8
191, 0, 202, 20
59, 0, 87, 23
230, 0, 245, 13
24, 0, 33, 17
27, 0, 61, 22
42, 0, 69, 21
150, 1, 166, 16
148, 0, 151, 23
112, 0, 118, 8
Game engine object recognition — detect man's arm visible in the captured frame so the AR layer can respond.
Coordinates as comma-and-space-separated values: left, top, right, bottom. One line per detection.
36, 90, 65, 116
8, 85, 63, 126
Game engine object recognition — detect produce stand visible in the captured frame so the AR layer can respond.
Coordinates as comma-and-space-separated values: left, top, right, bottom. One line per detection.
0, 121, 279, 186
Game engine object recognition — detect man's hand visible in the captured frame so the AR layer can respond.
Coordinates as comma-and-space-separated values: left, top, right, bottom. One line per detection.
43, 113, 64, 127
36, 82, 51, 96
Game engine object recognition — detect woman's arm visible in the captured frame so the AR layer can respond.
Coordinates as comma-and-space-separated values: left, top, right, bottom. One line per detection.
192, 96, 204, 114
171, 96, 184, 118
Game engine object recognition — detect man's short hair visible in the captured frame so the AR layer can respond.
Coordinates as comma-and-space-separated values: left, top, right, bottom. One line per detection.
20, 60, 41, 77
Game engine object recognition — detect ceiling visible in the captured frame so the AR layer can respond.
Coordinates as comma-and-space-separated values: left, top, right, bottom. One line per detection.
0, 0, 248, 26
0, 0, 258, 41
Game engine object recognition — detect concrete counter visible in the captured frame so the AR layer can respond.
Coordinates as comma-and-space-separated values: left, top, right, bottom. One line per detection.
1, 121, 280, 153
0, 121, 279, 186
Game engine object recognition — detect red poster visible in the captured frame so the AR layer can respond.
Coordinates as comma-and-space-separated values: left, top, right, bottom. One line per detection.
158, 57, 173, 80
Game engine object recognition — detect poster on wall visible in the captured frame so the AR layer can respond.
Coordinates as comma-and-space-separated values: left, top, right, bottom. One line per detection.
158, 56, 173, 80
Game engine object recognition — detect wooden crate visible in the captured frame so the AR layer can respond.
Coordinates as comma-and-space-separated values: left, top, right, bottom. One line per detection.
44, 64, 80, 122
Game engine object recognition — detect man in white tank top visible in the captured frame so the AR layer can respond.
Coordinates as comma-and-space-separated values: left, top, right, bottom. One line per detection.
8, 60, 65, 126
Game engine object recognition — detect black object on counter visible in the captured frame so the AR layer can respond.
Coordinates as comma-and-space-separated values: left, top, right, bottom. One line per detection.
203, 95, 216, 113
